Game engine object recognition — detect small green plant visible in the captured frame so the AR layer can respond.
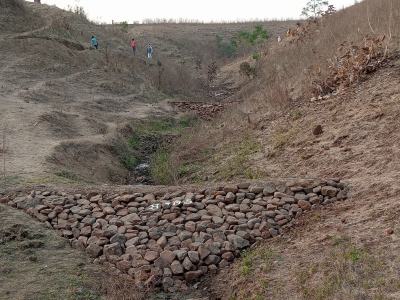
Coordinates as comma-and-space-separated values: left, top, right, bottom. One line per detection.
239, 62, 257, 80
216, 134, 262, 180
241, 265, 251, 276
245, 169, 269, 179
252, 52, 260, 60
121, 155, 137, 170
239, 248, 275, 278
311, 213, 321, 222
128, 135, 140, 148
293, 110, 303, 120
346, 247, 362, 263
216, 35, 237, 57
120, 21, 129, 33
237, 25, 270, 47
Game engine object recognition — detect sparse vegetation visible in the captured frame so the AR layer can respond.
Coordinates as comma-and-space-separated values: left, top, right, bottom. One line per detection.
239, 61, 257, 79
0, 206, 102, 299
120, 21, 129, 33
294, 236, 400, 300
239, 247, 275, 277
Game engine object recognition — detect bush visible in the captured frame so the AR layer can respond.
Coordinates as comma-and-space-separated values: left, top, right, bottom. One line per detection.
239, 62, 257, 79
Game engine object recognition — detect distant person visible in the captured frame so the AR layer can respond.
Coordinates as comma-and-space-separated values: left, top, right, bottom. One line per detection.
91, 36, 98, 50
131, 38, 137, 55
147, 44, 153, 58
277, 35, 281, 42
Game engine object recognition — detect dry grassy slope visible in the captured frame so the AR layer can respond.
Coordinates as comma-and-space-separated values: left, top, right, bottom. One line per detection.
204, 51, 400, 299
0, 204, 101, 300
199, 17, 400, 300
129, 21, 293, 64
0, 2, 177, 186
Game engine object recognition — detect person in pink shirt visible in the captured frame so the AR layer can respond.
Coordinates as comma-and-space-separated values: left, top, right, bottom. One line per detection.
131, 38, 137, 55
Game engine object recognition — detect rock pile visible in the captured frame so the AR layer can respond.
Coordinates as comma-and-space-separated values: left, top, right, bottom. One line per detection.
0, 178, 347, 291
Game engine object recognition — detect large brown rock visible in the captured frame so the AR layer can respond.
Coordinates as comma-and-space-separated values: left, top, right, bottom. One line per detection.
227, 235, 250, 250
313, 125, 323, 135
116, 260, 132, 272
321, 186, 338, 197
188, 251, 200, 264
182, 257, 195, 271
104, 242, 122, 256
298, 200, 311, 211
144, 251, 160, 262
153, 250, 175, 268
184, 270, 203, 282
206, 204, 223, 217
185, 213, 201, 222
223, 184, 238, 193
86, 244, 103, 257
170, 260, 184, 274
120, 213, 141, 224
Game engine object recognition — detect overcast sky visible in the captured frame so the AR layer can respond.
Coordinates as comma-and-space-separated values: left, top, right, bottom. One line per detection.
27, 0, 359, 23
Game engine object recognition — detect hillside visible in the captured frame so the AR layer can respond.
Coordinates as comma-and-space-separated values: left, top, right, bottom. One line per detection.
2, 0, 400, 299
0, 0, 291, 187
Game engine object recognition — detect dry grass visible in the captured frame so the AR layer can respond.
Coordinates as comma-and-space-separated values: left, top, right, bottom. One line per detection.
151, 59, 203, 97
90, 268, 151, 300
262, 0, 400, 98
163, 0, 400, 185
0, 204, 102, 300
208, 202, 400, 300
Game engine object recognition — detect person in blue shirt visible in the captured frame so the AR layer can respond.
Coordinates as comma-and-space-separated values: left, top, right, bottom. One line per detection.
91, 36, 98, 50
147, 44, 153, 58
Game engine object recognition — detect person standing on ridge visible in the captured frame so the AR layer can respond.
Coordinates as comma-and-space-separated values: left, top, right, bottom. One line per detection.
91, 36, 98, 50
131, 38, 137, 55
147, 44, 153, 58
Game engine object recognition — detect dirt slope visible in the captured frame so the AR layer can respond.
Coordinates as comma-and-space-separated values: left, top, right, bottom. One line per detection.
0, 203, 102, 299
204, 51, 400, 299
0, 2, 179, 185
0, 2, 294, 187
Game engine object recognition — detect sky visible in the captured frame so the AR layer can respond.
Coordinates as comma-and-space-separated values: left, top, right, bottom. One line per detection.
26, 0, 359, 24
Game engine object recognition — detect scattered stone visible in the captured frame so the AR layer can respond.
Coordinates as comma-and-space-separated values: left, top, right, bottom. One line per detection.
313, 125, 323, 135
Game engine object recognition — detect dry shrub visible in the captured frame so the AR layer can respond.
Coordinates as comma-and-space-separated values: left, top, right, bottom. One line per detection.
169, 124, 213, 177
105, 25, 130, 43
50, 16, 70, 30
261, 0, 400, 99
90, 268, 151, 300
313, 35, 388, 95
152, 59, 203, 96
